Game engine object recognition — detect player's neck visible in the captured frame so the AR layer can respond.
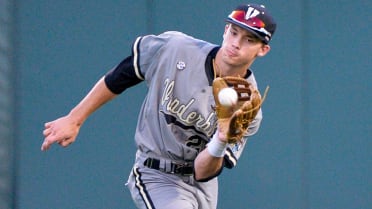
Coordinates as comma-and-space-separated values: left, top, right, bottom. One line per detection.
213, 55, 251, 78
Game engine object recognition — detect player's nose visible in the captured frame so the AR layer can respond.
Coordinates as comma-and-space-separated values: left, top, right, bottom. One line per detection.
231, 37, 241, 49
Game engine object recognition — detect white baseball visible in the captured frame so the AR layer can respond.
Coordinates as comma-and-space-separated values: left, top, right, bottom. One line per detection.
218, 88, 238, 107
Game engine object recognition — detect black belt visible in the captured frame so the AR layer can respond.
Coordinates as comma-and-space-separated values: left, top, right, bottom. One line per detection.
144, 158, 194, 176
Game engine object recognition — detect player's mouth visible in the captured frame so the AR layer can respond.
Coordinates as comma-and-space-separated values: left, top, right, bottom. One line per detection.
225, 48, 239, 58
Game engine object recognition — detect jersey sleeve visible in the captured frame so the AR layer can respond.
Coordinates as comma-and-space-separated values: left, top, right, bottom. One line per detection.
104, 54, 143, 94
104, 32, 180, 94
132, 32, 176, 81
104, 32, 173, 94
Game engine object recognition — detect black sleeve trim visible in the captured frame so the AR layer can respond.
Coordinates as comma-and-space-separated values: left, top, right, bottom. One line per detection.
223, 148, 238, 169
104, 54, 143, 94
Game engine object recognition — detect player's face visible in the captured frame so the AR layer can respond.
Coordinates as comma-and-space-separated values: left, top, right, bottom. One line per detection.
220, 24, 270, 67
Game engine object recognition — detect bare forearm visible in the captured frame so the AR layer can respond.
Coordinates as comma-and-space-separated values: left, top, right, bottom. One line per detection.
41, 76, 117, 151
194, 131, 229, 180
68, 77, 117, 125
194, 148, 224, 180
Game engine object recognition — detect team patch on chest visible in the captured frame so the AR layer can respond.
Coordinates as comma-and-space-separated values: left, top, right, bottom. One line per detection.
176, 61, 186, 70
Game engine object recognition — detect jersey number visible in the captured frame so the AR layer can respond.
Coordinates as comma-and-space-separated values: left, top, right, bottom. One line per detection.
186, 135, 207, 153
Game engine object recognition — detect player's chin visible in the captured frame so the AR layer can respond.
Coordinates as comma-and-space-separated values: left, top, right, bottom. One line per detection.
221, 55, 236, 64
223, 57, 246, 68
222, 52, 243, 64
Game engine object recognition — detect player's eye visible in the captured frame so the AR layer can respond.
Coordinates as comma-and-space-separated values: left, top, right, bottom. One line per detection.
246, 37, 254, 43
245, 35, 259, 43
230, 30, 238, 36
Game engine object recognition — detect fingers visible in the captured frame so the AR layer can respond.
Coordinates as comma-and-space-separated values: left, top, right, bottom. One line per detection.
41, 122, 74, 151
41, 122, 53, 151
41, 121, 57, 151
41, 135, 74, 151
41, 130, 61, 151
44, 121, 52, 128
43, 127, 52, 137
41, 137, 54, 151
58, 138, 74, 147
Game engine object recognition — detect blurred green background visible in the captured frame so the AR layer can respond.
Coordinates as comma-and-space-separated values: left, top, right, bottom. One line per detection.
2, 0, 371, 208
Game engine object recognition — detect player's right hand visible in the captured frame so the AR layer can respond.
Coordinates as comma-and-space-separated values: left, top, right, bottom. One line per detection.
41, 115, 81, 151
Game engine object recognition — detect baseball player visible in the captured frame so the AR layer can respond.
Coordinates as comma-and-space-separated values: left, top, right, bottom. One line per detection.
41, 3, 276, 209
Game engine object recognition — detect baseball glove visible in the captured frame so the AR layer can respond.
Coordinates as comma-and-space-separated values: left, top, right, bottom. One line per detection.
212, 76, 266, 144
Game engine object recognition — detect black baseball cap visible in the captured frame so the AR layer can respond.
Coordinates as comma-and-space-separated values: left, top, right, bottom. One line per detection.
226, 4, 277, 44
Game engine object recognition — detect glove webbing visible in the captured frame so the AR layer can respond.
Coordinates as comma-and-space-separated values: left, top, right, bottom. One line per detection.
245, 85, 270, 114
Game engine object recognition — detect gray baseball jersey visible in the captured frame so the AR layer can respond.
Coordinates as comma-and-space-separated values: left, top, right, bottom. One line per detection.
104, 31, 262, 209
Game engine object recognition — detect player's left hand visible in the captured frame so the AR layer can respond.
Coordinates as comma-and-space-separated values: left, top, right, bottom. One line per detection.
212, 76, 264, 144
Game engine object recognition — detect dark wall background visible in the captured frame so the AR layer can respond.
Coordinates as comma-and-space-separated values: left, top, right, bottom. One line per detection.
16, 1, 371, 209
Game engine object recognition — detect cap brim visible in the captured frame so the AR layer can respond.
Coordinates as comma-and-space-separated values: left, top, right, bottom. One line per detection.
226, 18, 268, 44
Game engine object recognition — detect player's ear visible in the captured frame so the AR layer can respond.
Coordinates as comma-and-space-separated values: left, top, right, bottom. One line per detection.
223, 24, 230, 39
257, 44, 271, 57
